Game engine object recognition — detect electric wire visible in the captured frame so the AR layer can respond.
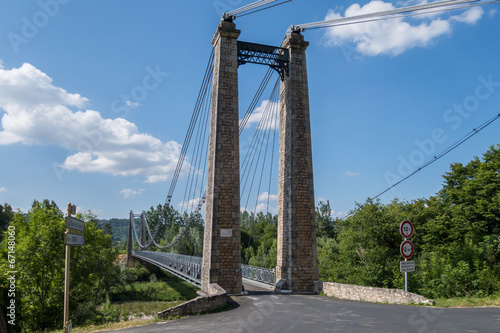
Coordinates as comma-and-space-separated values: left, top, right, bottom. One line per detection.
341, 112, 500, 220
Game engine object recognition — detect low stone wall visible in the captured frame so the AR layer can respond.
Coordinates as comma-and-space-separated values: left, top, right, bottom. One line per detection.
157, 283, 229, 319
318, 282, 434, 305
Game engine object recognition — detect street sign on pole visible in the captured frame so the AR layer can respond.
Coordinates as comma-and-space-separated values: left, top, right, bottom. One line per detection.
400, 260, 415, 273
400, 240, 414, 259
66, 216, 85, 232
400, 220, 414, 239
65, 232, 84, 246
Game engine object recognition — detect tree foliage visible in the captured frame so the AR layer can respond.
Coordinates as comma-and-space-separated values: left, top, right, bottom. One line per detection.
326, 145, 500, 298
0, 200, 118, 332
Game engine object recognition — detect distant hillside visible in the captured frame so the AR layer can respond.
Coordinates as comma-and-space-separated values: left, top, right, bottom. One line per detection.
97, 218, 128, 244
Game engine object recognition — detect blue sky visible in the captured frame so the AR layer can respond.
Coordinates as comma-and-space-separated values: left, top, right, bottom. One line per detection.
0, 0, 499, 219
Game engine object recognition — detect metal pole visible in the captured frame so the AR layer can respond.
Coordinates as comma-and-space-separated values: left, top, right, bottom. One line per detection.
405, 257, 408, 292
63, 245, 70, 332
63, 203, 72, 333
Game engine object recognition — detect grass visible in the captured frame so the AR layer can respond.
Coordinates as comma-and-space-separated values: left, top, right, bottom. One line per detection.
433, 294, 500, 307
110, 279, 198, 303
51, 265, 201, 333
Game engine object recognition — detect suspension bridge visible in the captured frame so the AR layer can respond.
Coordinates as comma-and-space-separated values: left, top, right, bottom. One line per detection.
123, 0, 500, 295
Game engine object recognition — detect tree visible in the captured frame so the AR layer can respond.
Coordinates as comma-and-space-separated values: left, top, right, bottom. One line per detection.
0, 200, 118, 331
315, 201, 336, 238
0, 204, 13, 239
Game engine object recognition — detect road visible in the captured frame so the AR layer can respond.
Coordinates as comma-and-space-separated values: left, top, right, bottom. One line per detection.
104, 291, 500, 333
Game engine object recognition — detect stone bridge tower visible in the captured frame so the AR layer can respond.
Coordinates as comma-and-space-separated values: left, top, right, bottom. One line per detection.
202, 21, 318, 294
276, 32, 319, 292
201, 20, 242, 295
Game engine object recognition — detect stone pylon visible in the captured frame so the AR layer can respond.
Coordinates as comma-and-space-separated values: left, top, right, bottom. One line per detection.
276, 32, 319, 293
201, 20, 242, 295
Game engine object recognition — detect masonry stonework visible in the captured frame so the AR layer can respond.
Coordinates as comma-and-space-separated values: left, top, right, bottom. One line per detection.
276, 32, 319, 292
318, 282, 435, 305
201, 20, 242, 295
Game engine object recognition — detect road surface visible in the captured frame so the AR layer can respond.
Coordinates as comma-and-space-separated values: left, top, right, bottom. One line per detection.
104, 291, 500, 333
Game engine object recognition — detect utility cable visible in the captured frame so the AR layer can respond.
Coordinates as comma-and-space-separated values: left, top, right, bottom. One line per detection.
341, 112, 500, 220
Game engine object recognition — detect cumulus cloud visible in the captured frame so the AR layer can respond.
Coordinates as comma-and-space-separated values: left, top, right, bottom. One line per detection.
177, 198, 204, 211
257, 191, 278, 202
0, 62, 183, 183
323, 1, 484, 56
241, 100, 279, 130
240, 192, 278, 214
121, 188, 145, 199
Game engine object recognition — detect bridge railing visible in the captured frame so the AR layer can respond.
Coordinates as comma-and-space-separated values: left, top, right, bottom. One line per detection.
133, 251, 202, 280
132, 251, 276, 286
241, 264, 275, 285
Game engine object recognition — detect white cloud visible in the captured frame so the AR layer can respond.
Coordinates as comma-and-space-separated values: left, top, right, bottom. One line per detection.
0, 62, 183, 183
177, 198, 204, 211
331, 210, 348, 219
0, 187, 7, 192
240, 203, 278, 215
451, 7, 483, 24
323, 1, 485, 56
257, 191, 278, 202
488, 9, 497, 17
241, 100, 279, 130
343, 170, 360, 177
121, 188, 145, 199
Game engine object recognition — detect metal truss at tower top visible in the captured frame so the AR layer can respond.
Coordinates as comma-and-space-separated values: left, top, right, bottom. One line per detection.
237, 41, 289, 80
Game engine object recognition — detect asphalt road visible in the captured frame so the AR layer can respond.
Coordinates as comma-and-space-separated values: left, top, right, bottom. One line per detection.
104, 292, 500, 333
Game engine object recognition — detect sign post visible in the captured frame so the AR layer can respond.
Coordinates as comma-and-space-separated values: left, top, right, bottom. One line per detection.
64, 203, 84, 333
399, 220, 414, 292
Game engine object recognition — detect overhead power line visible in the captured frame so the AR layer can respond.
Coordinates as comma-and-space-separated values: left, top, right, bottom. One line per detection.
341, 112, 500, 220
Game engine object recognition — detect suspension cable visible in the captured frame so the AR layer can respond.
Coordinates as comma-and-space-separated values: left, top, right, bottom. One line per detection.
166, 49, 215, 207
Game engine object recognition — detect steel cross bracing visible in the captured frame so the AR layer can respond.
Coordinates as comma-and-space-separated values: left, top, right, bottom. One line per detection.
237, 41, 289, 80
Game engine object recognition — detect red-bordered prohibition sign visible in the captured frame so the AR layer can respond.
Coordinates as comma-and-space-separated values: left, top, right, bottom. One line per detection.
400, 220, 414, 239
400, 240, 414, 259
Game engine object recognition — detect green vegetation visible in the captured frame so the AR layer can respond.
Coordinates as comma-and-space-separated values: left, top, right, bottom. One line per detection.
0, 201, 198, 332
319, 145, 500, 300
0, 145, 499, 331
433, 294, 500, 307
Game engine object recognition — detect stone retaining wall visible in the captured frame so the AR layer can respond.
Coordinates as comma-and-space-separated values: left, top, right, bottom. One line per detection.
157, 283, 229, 319
318, 282, 434, 305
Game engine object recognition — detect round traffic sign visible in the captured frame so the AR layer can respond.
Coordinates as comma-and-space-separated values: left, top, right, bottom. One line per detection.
400, 240, 414, 259
400, 220, 414, 239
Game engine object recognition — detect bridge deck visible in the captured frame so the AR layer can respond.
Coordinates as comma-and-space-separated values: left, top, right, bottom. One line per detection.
131, 251, 275, 289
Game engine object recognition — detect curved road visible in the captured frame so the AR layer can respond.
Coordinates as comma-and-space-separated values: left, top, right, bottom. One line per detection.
105, 292, 500, 333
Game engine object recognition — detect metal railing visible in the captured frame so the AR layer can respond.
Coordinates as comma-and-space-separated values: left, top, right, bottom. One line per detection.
132, 251, 276, 287
242, 264, 276, 285
132, 251, 202, 287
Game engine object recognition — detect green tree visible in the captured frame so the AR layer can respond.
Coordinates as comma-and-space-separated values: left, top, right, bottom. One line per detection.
0, 200, 118, 331
316, 201, 336, 238
0, 203, 13, 239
